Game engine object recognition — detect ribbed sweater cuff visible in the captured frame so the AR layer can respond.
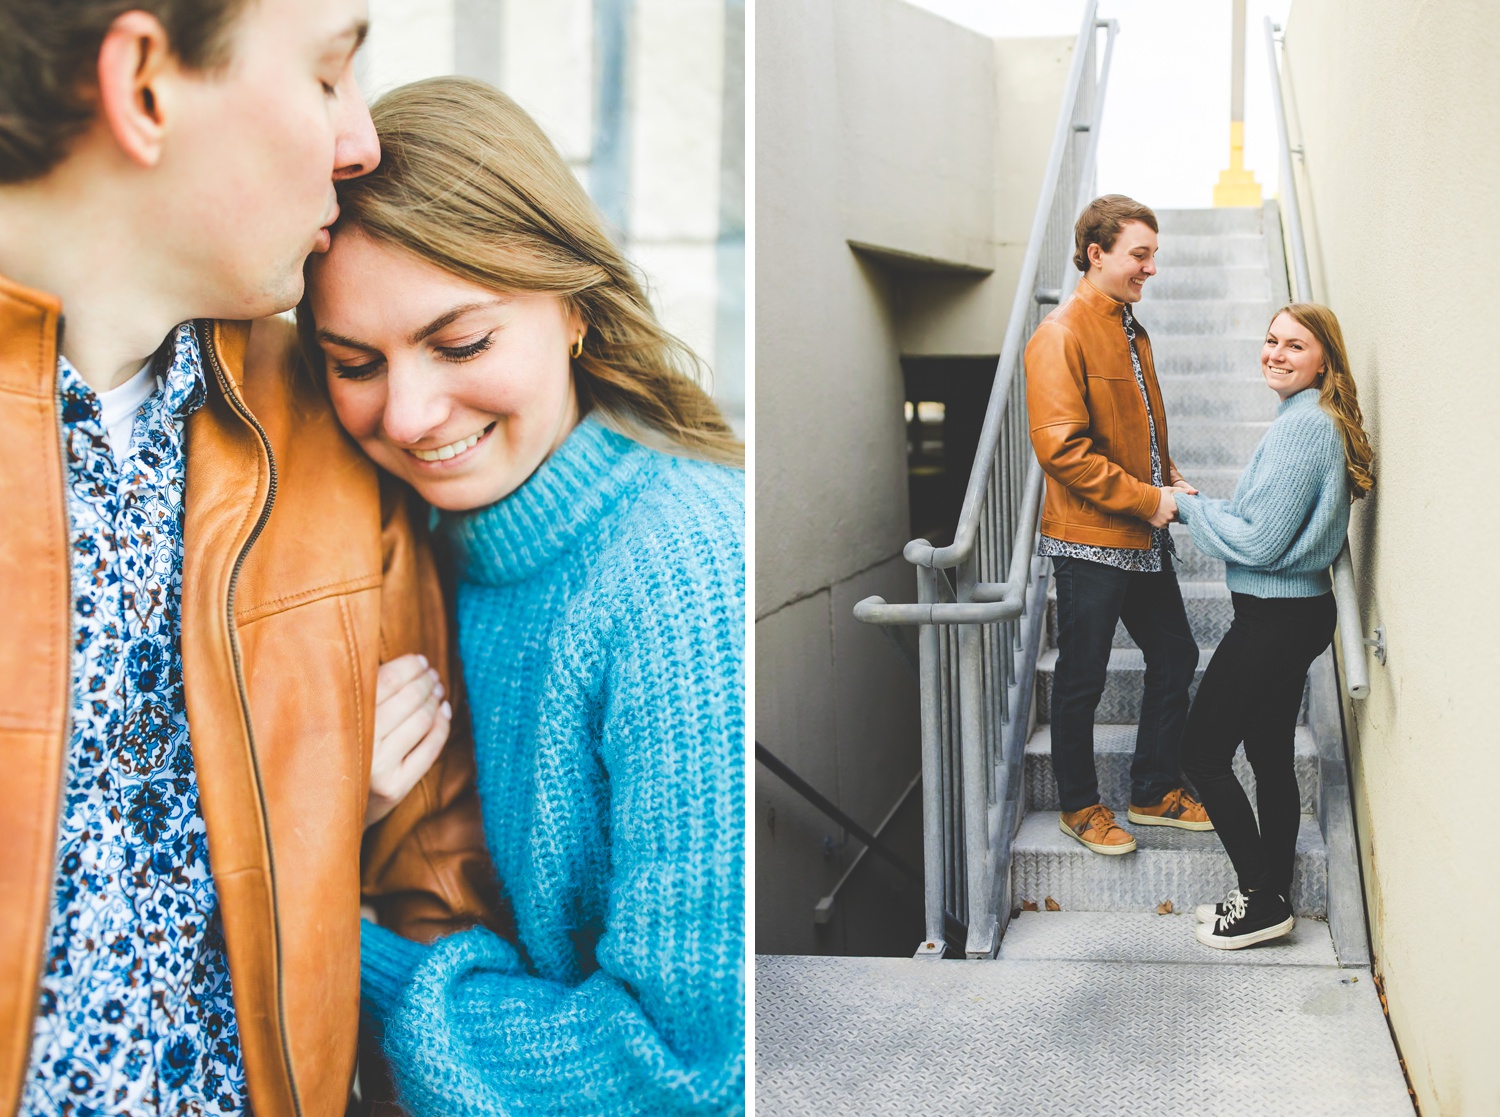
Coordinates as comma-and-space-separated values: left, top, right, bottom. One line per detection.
361, 920, 432, 1025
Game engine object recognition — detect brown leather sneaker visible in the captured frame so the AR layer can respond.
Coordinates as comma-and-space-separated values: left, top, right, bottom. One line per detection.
1058, 803, 1137, 855
1128, 786, 1214, 831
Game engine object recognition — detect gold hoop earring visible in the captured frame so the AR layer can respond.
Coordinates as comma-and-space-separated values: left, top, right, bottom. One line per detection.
571, 331, 585, 359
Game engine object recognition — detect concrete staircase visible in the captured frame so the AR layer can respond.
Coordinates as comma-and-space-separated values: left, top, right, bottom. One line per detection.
756, 207, 1414, 1116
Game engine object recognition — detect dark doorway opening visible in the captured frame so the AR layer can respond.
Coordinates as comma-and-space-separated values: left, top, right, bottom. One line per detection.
902, 356, 998, 548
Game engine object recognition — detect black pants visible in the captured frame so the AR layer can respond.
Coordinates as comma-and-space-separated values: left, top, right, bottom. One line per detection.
1050, 554, 1200, 812
1181, 591, 1336, 898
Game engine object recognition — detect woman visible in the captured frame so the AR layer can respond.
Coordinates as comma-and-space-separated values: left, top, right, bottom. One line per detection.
1172, 303, 1374, 950
302, 77, 745, 1113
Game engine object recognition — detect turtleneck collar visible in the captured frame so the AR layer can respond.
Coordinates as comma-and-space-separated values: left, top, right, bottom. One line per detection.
1277, 386, 1323, 416
441, 414, 656, 586
1073, 275, 1128, 320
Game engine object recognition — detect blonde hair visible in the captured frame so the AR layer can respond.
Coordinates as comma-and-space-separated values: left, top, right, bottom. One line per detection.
1271, 303, 1375, 499
309, 75, 742, 468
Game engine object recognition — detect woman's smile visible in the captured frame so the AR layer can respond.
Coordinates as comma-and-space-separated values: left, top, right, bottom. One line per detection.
405, 422, 496, 465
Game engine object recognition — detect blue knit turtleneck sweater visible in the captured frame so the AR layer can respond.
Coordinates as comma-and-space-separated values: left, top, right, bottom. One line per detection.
360, 415, 745, 1115
1174, 388, 1350, 598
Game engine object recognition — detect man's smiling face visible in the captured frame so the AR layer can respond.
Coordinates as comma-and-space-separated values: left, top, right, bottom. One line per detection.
1088, 219, 1158, 304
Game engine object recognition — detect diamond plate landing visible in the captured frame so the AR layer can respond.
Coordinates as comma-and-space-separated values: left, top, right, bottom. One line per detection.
755, 954, 1411, 1116
998, 910, 1337, 967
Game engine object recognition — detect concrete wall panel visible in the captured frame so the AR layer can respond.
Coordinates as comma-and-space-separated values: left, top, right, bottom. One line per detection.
1282, 3, 1500, 1111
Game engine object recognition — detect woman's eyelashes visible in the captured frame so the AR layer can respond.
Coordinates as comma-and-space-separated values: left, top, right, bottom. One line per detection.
434, 332, 495, 362
330, 332, 494, 379
333, 356, 384, 380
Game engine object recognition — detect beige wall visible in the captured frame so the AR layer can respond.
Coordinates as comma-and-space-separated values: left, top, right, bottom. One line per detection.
1281, 3, 1500, 1112
755, 0, 1071, 953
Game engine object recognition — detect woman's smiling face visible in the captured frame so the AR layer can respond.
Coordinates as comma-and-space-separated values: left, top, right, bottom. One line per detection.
1261, 311, 1325, 402
309, 227, 581, 511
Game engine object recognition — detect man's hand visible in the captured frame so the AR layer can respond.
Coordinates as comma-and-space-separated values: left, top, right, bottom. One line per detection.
1169, 466, 1199, 495
1147, 486, 1179, 528
367, 653, 452, 830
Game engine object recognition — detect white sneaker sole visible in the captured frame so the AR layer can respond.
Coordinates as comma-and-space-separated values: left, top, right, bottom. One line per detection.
1058, 815, 1136, 855
1195, 914, 1295, 950
1126, 808, 1214, 831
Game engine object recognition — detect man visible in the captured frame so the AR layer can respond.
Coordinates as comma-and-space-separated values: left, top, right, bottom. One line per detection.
1024, 194, 1210, 856
0, 2, 491, 1113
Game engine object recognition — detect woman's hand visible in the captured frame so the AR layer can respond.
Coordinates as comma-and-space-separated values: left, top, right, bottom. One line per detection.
1169, 466, 1199, 495
367, 653, 452, 830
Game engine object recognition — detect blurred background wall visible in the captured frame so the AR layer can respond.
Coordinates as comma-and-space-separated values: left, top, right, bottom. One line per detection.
355, 0, 745, 431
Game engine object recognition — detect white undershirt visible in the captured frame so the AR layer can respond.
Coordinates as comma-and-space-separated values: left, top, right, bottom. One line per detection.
97, 361, 158, 468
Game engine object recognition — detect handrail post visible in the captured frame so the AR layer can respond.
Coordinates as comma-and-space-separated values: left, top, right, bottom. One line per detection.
915, 566, 948, 953
957, 618, 995, 958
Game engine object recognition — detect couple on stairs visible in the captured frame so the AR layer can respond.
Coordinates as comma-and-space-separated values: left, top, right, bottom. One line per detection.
1025, 195, 1375, 951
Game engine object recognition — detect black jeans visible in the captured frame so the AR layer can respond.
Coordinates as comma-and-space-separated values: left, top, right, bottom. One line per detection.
1181, 591, 1336, 898
1050, 554, 1200, 812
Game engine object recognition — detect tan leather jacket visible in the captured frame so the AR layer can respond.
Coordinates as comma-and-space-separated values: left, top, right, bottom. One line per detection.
1025, 276, 1176, 549
0, 274, 495, 1117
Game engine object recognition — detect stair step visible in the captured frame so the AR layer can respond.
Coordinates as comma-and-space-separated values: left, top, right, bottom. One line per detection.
1035, 646, 1309, 726
998, 910, 1337, 966
1154, 207, 1266, 236
1155, 233, 1269, 267
1140, 266, 1273, 301
1158, 375, 1279, 420
1150, 335, 1265, 374
1024, 723, 1319, 815
1167, 419, 1272, 467
1011, 810, 1327, 916
1136, 299, 1278, 338
1046, 580, 1234, 650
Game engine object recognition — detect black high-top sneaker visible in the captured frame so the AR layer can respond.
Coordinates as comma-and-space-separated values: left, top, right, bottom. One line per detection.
1195, 888, 1245, 924
1194, 888, 1294, 949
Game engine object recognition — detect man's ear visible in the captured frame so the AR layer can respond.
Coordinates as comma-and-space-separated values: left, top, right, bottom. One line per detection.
1087, 242, 1104, 270
96, 11, 178, 168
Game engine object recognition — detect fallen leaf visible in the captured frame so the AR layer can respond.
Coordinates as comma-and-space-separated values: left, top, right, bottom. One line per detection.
1044, 896, 1061, 911
1156, 900, 1174, 915
1021, 900, 1039, 912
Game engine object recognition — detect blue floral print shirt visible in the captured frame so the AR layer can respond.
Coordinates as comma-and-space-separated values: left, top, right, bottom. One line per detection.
22, 324, 247, 1114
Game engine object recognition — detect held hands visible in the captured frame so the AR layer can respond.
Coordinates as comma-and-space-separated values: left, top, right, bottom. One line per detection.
1147, 486, 1179, 528
366, 653, 452, 830
1169, 466, 1199, 495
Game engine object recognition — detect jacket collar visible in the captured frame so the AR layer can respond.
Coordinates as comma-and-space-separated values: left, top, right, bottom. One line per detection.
1072, 275, 1127, 321
0, 272, 63, 398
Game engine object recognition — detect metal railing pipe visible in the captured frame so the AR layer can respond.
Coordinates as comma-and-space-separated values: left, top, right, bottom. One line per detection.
1331, 542, 1370, 698
1266, 16, 1371, 701
1265, 18, 1312, 302
909, 0, 1102, 573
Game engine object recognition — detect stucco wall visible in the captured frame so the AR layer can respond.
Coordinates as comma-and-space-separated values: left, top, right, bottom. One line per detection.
754, 0, 1072, 954
1281, 3, 1500, 1112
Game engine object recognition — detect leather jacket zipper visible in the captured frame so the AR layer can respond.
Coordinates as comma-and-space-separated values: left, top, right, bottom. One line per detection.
195, 320, 303, 1117
17, 319, 77, 1117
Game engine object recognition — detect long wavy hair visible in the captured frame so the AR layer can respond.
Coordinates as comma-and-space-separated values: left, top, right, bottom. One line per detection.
302, 76, 741, 468
1272, 303, 1375, 499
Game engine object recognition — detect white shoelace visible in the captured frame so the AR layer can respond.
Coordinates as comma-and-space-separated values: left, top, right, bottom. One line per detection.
1216, 889, 1249, 932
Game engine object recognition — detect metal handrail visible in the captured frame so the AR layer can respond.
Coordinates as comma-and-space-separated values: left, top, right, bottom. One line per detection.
853, 4, 1117, 958
1266, 18, 1371, 700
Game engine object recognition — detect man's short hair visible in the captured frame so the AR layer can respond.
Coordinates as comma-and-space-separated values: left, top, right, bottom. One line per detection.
1072, 194, 1159, 273
0, 0, 251, 184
